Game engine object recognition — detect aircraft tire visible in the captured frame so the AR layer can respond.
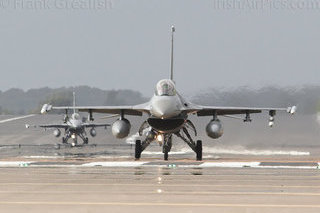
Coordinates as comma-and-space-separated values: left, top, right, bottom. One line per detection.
84, 137, 89, 144
196, 140, 202, 161
135, 140, 142, 160
164, 152, 169, 161
163, 145, 170, 161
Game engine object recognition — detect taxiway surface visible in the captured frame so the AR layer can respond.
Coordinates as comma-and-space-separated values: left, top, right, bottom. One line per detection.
0, 165, 320, 213
0, 114, 319, 212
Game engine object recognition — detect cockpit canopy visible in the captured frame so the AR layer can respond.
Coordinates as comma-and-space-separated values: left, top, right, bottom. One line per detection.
72, 113, 80, 120
155, 79, 176, 96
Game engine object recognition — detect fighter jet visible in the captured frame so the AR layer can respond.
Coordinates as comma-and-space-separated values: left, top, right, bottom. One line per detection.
28, 92, 110, 147
41, 26, 296, 159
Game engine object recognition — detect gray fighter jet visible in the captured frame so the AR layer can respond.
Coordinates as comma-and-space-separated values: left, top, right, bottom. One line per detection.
41, 26, 296, 159
29, 93, 110, 147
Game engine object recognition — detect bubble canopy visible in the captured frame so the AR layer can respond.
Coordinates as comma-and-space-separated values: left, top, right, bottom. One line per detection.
155, 79, 176, 96
72, 113, 80, 120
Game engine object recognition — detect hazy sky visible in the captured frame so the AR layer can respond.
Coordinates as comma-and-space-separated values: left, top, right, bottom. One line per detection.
0, 0, 319, 96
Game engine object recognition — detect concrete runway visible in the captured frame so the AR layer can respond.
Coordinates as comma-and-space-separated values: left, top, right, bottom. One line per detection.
0, 166, 320, 213
0, 114, 319, 212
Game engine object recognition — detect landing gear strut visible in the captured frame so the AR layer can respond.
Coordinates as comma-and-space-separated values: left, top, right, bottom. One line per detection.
78, 132, 89, 145
175, 127, 202, 161
135, 120, 202, 161
162, 135, 172, 161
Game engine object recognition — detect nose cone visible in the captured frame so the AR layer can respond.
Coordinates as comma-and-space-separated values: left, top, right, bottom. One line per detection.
150, 96, 180, 119
71, 120, 82, 129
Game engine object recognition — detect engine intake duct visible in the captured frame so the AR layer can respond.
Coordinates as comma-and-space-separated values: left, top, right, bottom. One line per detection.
147, 117, 184, 133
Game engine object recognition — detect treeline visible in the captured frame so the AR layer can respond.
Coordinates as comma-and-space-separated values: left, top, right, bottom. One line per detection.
0, 86, 147, 115
0, 85, 319, 115
191, 86, 320, 114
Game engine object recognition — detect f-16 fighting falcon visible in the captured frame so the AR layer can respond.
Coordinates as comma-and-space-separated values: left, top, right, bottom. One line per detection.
28, 93, 110, 147
41, 26, 297, 160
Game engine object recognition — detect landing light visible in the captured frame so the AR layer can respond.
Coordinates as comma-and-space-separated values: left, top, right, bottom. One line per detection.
157, 134, 163, 142
71, 134, 76, 139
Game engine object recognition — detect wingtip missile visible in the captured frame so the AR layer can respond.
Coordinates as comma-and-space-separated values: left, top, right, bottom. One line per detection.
41, 104, 52, 114
287, 106, 297, 115
25, 124, 37, 129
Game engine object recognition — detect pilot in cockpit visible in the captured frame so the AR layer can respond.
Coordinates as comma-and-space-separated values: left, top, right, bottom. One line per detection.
155, 79, 176, 96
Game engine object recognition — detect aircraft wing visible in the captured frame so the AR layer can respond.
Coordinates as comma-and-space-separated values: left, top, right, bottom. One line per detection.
38, 124, 69, 129
41, 103, 296, 117
41, 103, 150, 116
82, 123, 110, 128
187, 105, 297, 116
25, 124, 69, 129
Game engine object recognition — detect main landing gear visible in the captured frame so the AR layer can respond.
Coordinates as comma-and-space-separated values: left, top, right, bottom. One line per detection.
175, 127, 202, 161
135, 135, 173, 161
134, 121, 202, 161
61, 132, 89, 147
134, 136, 202, 161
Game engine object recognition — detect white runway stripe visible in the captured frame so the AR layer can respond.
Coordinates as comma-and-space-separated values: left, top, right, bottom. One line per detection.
0, 114, 35, 124
0, 161, 319, 169
0, 162, 33, 167
201, 162, 260, 168
82, 161, 147, 167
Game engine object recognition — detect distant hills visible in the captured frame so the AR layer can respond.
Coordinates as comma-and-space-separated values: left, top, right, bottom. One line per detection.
0, 85, 319, 114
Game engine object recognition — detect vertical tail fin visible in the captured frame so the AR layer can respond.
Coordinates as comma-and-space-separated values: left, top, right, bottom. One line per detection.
170, 26, 175, 81
73, 91, 76, 114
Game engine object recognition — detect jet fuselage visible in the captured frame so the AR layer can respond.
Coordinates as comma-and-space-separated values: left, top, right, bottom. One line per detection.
148, 79, 188, 133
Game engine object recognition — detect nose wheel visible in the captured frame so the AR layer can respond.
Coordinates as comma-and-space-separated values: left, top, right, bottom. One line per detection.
164, 152, 168, 161
83, 137, 89, 145
163, 145, 170, 161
